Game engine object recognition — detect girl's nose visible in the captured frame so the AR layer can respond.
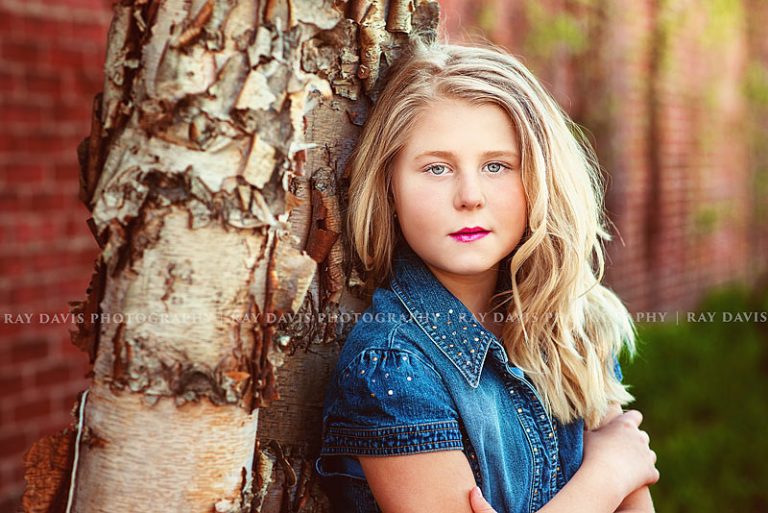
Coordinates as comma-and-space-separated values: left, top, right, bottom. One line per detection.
454, 172, 485, 210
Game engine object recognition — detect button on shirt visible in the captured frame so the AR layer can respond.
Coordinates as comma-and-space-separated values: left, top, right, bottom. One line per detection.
315, 242, 623, 513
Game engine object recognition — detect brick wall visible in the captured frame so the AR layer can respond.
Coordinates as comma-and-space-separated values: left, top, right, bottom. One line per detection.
0, 0, 111, 509
642, 2, 751, 312
444, 0, 767, 313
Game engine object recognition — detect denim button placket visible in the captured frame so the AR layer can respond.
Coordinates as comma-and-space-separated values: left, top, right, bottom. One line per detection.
505, 381, 543, 509
384, 246, 586, 512
500, 368, 561, 512
526, 385, 560, 471
494, 343, 561, 481
458, 419, 483, 488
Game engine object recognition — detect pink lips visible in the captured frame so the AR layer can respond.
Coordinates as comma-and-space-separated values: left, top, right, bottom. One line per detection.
449, 226, 490, 243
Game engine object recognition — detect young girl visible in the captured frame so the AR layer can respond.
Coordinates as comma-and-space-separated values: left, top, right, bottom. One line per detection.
314, 37, 659, 513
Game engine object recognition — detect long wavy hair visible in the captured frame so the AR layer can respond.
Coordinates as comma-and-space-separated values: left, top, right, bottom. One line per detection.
345, 37, 636, 429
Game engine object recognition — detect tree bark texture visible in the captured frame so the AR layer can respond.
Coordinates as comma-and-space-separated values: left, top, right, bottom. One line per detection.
21, 0, 440, 511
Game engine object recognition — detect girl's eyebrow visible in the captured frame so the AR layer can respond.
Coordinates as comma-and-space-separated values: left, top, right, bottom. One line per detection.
413, 150, 519, 160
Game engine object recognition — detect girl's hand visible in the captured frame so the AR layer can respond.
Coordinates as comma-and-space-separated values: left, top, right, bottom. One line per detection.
582, 409, 660, 500
469, 486, 498, 513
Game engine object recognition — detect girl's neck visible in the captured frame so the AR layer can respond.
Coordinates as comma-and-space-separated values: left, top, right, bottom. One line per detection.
425, 263, 503, 338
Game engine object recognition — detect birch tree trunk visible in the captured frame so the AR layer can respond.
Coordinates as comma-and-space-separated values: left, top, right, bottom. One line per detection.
20, 1, 439, 511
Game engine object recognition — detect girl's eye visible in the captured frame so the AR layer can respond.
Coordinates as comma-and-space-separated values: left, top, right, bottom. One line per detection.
485, 162, 510, 174
424, 164, 449, 176
423, 162, 511, 176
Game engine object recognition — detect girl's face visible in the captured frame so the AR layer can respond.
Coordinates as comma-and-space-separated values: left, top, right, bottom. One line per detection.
391, 97, 528, 284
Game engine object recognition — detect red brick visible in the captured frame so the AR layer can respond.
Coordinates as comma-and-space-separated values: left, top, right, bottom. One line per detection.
0, 10, 15, 36
0, 432, 27, 459
36, 251, 93, 273
69, 364, 91, 384
52, 102, 92, 124
56, 394, 80, 420
59, 330, 93, 360
32, 361, 73, 388
0, 319, 26, 339
9, 337, 49, 364
13, 396, 52, 423
38, 217, 60, 241
21, 16, 73, 42
22, 133, 73, 154
0, 70, 20, 95
12, 219, 39, 245
0, 103, 46, 125
0, 190, 23, 213
0, 406, 12, 433
63, 70, 105, 99
72, 21, 109, 45
47, 415, 76, 435
64, 215, 95, 240
52, 161, 80, 183
26, 69, 64, 98
0, 494, 22, 513
7, 459, 25, 490
57, 278, 92, 299
0, 40, 44, 65
3, 164, 48, 185
19, 253, 56, 274
0, 371, 26, 399
46, 44, 88, 70
7, 191, 71, 213
0, 255, 25, 276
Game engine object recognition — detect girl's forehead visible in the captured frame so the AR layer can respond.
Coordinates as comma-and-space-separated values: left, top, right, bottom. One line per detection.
411, 98, 516, 129
401, 101, 520, 154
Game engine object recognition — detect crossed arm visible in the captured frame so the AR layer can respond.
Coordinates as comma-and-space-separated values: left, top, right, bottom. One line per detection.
358, 402, 655, 513
597, 402, 655, 513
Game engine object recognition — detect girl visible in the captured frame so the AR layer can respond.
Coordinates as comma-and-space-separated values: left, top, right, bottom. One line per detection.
315, 37, 659, 513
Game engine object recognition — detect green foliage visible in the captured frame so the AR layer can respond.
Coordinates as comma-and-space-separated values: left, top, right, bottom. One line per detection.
654, 0, 688, 76
690, 204, 721, 237
523, 2, 588, 59
744, 62, 768, 221
745, 62, 768, 108
699, 0, 745, 49
475, 2, 498, 36
619, 282, 768, 512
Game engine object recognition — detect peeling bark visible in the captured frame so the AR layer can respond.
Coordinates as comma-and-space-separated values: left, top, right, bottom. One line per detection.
21, 427, 76, 513
24, 0, 440, 511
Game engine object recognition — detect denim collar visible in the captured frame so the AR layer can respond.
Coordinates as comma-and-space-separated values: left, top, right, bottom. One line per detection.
388, 242, 499, 388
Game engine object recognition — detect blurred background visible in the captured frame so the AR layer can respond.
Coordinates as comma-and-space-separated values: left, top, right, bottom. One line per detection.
1, 0, 766, 511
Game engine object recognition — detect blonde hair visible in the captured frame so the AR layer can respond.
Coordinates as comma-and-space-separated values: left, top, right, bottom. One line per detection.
345, 37, 636, 429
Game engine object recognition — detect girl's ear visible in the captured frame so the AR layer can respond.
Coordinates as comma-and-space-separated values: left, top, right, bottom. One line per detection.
389, 192, 398, 217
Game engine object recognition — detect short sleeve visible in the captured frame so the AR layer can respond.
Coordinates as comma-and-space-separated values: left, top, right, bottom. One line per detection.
319, 347, 464, 457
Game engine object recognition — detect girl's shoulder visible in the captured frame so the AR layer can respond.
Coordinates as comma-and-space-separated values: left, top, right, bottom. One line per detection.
339, 287, 424, 350
334, 286, 440, 383
320, 290, 463, 457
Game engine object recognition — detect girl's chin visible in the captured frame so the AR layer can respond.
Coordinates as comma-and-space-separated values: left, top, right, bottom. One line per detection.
431, 259, 500, 276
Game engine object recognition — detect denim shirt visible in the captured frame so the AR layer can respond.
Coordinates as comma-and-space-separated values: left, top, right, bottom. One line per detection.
315, 242, 623, 513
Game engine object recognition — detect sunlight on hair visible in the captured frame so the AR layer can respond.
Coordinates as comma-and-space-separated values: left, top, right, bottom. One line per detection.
345, 36, 637, 429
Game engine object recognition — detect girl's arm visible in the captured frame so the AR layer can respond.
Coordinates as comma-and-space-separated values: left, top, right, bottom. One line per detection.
360, 408, 657, 513
360, 451, 629, 513
595, 402, 656, 513
615, 486, 655, 513
467, 464, 640, 513
468, 408, 658, 513
362, 411, 657, 513
359, 451, 478, 513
